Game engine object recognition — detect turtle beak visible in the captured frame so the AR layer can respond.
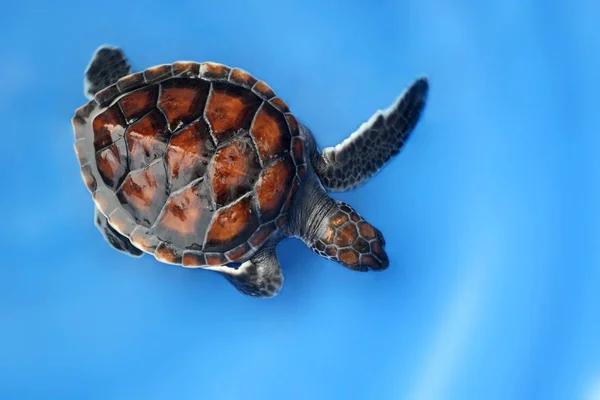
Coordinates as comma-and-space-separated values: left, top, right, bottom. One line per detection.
362, 227, 390, 271
364, 230, 389, 271
347, 225, 390, 271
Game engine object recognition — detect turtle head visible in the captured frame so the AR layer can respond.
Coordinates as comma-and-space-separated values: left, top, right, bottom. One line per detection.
289, 175, 389, 271
310, 200, 389, 271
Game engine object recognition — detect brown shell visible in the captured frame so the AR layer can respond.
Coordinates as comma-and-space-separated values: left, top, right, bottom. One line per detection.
73, 62, 307, 267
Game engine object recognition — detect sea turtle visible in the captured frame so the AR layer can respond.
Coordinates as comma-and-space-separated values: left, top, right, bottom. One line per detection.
72, 45, 429, 298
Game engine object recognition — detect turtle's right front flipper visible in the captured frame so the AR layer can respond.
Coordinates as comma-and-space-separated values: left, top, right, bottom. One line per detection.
84, 45, 132, 99
313, 77, 429, 192
95, 207, 143, 257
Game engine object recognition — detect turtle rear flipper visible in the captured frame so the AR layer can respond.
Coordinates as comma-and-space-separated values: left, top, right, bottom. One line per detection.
314, 77, 428, 192
84, 45, 131, 99
206, 247, 283, 298
95, 208, 143, 257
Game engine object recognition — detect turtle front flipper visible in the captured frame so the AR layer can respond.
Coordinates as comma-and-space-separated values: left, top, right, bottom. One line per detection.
94, 207, 143, 258
314, 77, 429, 191
84, 45, 132, 99
206, 248, 284, 298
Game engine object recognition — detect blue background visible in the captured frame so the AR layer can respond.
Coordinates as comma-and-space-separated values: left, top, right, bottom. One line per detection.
1, 0, 598, 399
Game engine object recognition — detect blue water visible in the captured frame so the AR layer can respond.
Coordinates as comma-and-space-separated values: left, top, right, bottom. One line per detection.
1, 1, 599, 399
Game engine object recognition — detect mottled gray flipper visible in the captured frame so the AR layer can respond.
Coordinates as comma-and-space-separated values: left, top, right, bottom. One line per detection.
84, 45, 131, 99
314, 77, 429, 191
95, 207, 143, 257
206, 248, 284, 298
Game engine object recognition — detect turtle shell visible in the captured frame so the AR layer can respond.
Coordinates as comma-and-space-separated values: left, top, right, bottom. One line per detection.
72, 62, 308, 267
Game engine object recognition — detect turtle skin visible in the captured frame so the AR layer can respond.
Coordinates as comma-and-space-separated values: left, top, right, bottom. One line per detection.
73, 62, 308, 267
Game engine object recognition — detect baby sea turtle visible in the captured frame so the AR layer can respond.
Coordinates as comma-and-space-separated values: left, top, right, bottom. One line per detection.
72, 45, 428, 298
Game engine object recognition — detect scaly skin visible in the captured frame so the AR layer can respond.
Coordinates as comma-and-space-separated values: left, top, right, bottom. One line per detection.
310, 200, 388, 271
313, 78, 428, 192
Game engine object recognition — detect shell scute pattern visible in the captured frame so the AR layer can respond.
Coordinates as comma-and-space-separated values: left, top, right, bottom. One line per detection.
95, 137, 128, 190
199, 62, 231, 81
74, 62, 306, 266
119, 85, 159, 123
158, 78, 209, 131
204, 82, 262, 144
116, 72, 146, 92
171, 61, 201, 77
228, 68, 257, 89
143, 64, 172, 84
250, 102, 291, 164
165, 119, 215, 192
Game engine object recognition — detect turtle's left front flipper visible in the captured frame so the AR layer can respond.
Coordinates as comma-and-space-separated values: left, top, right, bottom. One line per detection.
314, 77, 429, 192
